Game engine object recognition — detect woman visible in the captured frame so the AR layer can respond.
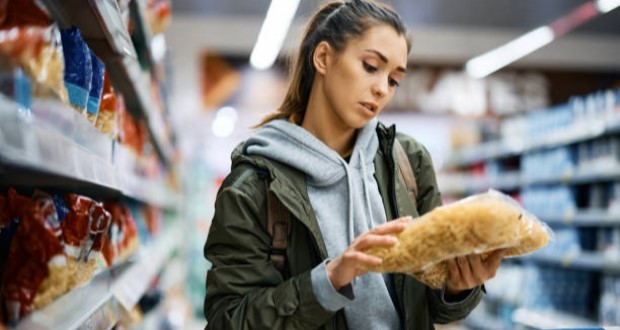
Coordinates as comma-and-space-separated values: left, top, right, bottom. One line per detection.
204, 0, 505, 329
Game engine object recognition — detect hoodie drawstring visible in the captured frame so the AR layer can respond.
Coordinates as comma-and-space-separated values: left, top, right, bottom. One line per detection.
359, 150, 374, 230
339, 158, 356, 245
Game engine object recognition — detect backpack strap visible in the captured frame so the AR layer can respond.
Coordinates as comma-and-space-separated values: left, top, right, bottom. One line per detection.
394, 138, 418, 210
263, 176, 291, 273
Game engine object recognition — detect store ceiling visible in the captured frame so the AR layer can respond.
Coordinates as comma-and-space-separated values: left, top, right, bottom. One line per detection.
172, 0, 620, 36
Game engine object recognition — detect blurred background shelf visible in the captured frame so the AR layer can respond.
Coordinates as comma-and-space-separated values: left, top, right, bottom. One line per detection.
512, 307, 599, 329
447, 111, 620, 168
519, 251, 620, 274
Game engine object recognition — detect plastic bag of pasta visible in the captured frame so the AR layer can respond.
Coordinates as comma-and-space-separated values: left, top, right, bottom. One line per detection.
364, 189, 553, 288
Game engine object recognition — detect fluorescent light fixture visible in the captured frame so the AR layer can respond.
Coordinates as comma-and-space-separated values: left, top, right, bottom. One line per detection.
250, 0, 300, 70
466, 26, 554, 79
596, 0, 620, 13
212, 106, 238, 138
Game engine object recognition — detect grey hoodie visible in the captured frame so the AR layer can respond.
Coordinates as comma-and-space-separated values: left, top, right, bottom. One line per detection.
244, 118, 400, 330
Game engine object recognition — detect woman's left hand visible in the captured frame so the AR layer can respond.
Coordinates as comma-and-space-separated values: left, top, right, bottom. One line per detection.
445, 249, 507, 296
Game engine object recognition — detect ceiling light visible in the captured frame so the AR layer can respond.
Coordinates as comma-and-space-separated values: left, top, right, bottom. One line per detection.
212, 106, 238, 138
466, 26, 554, 79
250, 0, 300, 70
596, 0, 620, 13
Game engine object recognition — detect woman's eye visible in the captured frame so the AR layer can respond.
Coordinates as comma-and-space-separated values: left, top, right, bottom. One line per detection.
363, 61, 377, 73
389, 77, 400, 87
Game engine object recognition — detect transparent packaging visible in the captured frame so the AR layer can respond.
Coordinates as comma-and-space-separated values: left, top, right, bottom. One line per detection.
365, 189, 554, 288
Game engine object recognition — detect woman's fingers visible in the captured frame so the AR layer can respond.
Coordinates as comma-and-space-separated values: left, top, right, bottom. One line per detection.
457, 256, 474, 286
370, 217, 411, 235
343, 250, 382, 266
355, 234, 398, 250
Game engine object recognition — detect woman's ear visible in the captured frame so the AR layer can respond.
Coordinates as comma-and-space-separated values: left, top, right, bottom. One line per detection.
313, 41, 332, 75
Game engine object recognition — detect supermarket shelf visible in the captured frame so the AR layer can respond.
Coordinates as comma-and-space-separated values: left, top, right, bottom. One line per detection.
463, 312, 507, 330
518, 251, 620, 274
15, 223, 181, 330
446, 112, 620, 168
512, 307, 598, 329
40, 0, 173, 166
522, 165, 620, 186
438, 171, 521, 195
540, 210, 620, 226
0, 96, 179, 210
440, 166, 620, 195
129, 0, 158, 79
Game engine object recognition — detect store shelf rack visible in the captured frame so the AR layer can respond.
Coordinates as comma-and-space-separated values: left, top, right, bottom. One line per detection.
512, 307, 599, 329
0, 96, 179, 210
445, 111, 620, 168
40, 0, 173, 166
15, 223, 181, 330
518, 251, 620, 274
439, 166, 620, 195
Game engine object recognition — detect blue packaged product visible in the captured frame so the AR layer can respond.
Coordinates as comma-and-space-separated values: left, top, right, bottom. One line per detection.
60, 27, 92, 112
86, 49, 105, 123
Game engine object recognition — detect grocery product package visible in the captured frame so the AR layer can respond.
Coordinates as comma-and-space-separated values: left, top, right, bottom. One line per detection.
60, 26, 92, 114
63, 194, 111, 290
0, 27, 68, 103
102, 202, 140, 267
86, 49, 104, 124
95, 71, 118, 139
2, 189, 68, 325
364, 189, 553, 288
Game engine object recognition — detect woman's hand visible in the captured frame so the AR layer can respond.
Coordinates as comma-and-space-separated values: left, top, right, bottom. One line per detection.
445, 249, 507, 296
326, 217, 411, 290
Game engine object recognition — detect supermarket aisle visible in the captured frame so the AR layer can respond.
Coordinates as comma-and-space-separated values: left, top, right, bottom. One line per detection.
1, 0, 620, 329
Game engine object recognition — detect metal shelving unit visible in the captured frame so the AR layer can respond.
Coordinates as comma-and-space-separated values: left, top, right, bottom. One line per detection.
0, 96, 179, 210
15, 223, 181, 330
440, 166, 620, 195
512, 307, 598, 329
518, 251, 620, 274
40, 0, 174, 166
446, 110, 620, 168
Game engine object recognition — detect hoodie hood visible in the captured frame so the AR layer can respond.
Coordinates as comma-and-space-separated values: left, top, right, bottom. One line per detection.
244, 118, 379, 187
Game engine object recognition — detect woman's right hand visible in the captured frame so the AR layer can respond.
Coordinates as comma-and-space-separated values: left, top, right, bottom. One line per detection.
326, 216, 411, 290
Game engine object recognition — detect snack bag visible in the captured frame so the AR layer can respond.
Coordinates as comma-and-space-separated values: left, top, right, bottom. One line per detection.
63, 194, 111, 289
86, 49, 104, 124
0, 0, 51, 29
59, 27, 92, 114
364, 189, 553, 288
102, 202, 139, 266
2, 189, 66, 325
0, 27, 67, 103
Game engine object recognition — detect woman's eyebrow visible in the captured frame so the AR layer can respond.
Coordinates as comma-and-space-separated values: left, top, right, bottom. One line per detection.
364, 49, 407, 73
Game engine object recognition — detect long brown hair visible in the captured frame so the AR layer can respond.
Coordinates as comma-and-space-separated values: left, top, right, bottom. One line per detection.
257, 0, 411, 126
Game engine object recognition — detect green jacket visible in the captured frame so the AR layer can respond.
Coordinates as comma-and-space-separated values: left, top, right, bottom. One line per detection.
204, 123, 483, 329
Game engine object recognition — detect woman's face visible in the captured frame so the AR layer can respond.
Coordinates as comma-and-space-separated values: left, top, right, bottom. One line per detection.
322, 24, 408, 129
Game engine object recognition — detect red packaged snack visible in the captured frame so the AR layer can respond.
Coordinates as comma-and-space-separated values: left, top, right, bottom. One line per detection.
2, 189, 66, 325
0, 0, 51, 29
63, 194, 111, 289
102, 202, 139, 266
